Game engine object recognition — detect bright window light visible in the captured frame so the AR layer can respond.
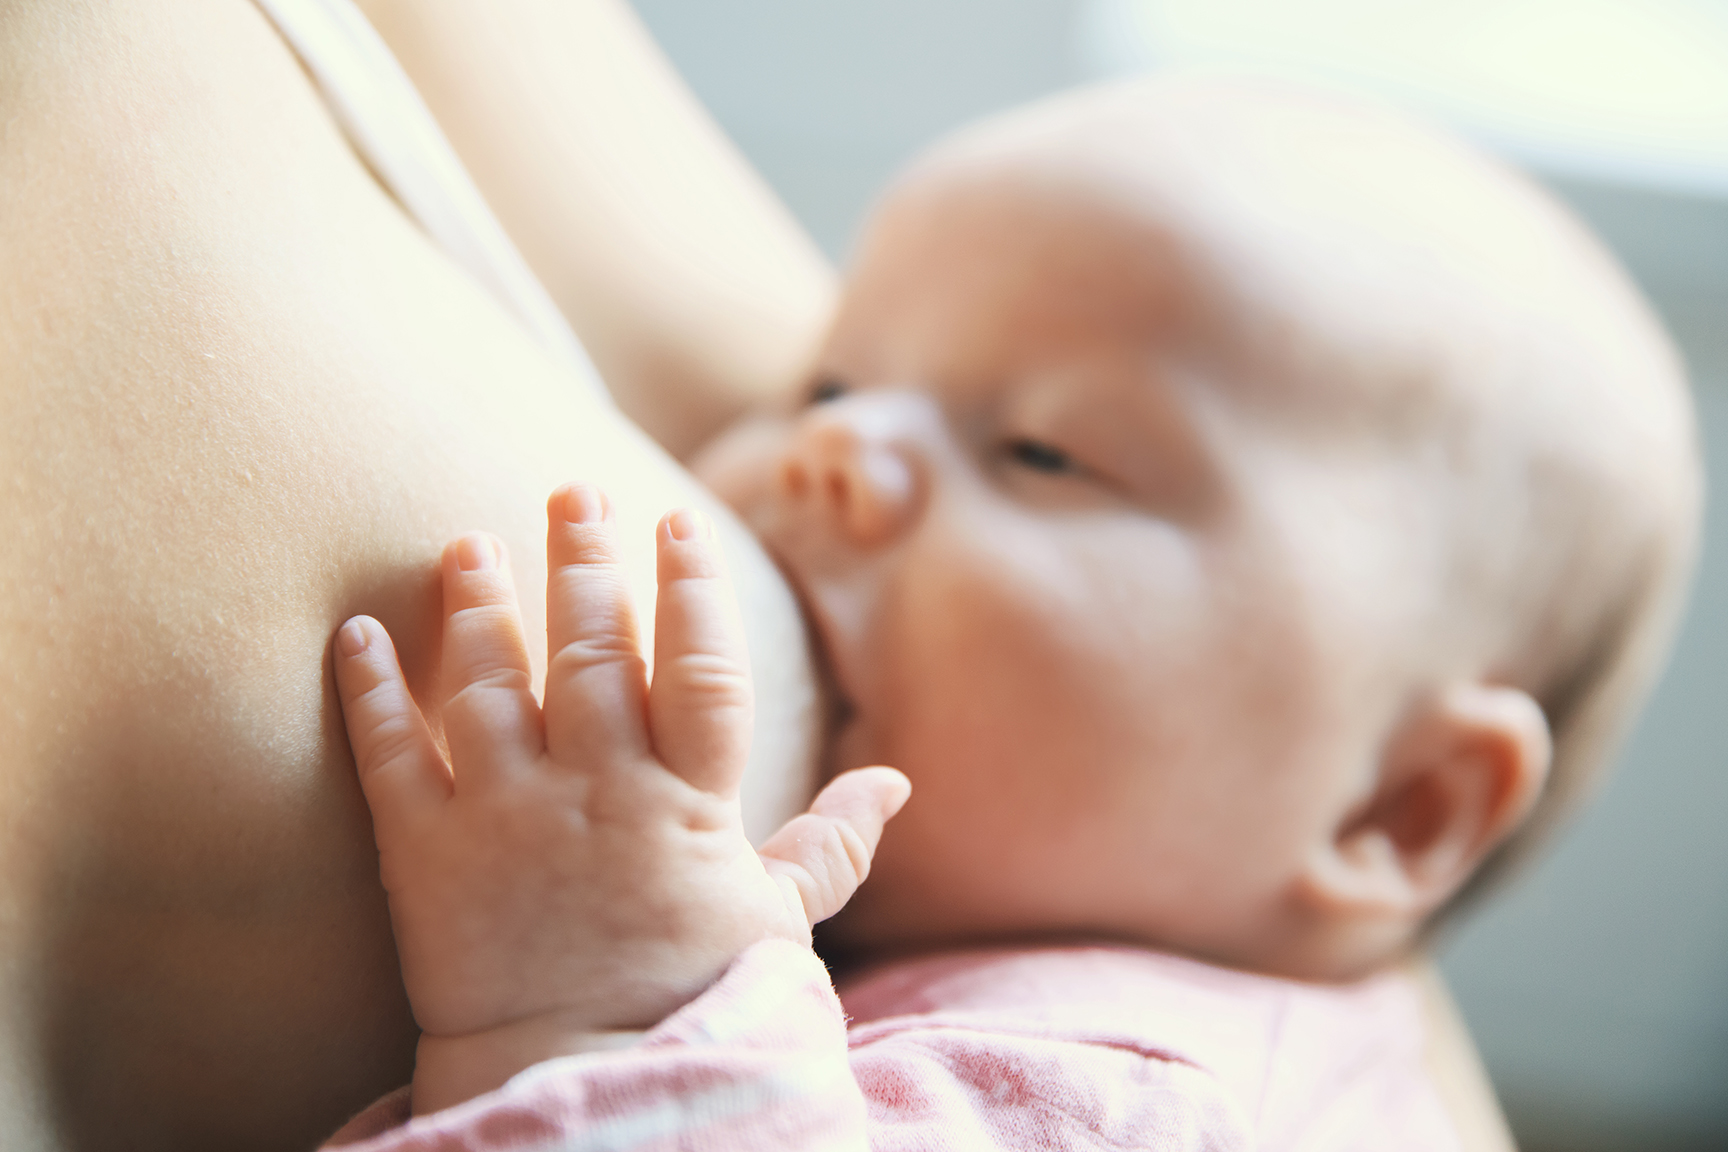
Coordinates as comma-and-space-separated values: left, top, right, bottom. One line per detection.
1077, 0, 1728, 196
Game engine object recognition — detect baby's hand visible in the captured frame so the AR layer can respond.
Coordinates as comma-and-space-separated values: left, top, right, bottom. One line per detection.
333, 484, 909, 1115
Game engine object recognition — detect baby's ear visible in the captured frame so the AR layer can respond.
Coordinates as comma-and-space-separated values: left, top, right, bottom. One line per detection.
1300, 684, 1552, 934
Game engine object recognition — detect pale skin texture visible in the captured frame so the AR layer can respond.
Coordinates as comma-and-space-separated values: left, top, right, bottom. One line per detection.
696, 125, 1542, 980
352, 0, 839, 460
697, 80, 1695, 984
0, 1, 828, 1148
0, 0, 1614, 1144
346, 80, 1691, 1121
333, 487, 907, 1114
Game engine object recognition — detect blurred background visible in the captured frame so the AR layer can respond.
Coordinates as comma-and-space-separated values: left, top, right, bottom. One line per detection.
625, 2, 1728, 1148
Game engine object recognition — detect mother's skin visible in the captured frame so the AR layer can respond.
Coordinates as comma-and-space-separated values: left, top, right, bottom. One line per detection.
0, 2, 827, 1147
0, 2, 1514, 1149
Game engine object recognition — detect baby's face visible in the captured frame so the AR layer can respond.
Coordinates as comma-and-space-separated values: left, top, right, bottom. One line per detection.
697, 164, 1432, 964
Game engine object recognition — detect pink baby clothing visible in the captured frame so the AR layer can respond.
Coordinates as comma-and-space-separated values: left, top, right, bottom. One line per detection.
324, 939, 1460, 1151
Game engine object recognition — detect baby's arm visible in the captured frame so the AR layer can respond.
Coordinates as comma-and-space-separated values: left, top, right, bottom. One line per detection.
332, 483, 908, 1116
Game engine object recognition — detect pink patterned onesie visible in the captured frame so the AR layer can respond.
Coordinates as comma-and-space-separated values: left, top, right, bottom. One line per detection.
324, 940, 1460, 1151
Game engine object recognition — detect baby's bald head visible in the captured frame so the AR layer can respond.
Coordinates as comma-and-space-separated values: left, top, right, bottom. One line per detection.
866, 76, 1700, 953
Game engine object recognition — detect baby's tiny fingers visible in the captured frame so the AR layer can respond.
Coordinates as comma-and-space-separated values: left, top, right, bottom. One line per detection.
440, 534, 542, 783
758, 767, 911, 927
334, 616, 451, 849
543, 485, 651, 768
650, 508, 753, 797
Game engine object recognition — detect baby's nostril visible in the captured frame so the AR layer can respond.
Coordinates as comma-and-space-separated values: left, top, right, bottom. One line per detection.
825, 473, 848, 510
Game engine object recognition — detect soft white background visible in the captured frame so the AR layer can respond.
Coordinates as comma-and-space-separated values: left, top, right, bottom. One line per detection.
626, 3, 1728, 1147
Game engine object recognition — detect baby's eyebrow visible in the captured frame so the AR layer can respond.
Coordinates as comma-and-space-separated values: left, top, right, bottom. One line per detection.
1257, 347, 1468, 456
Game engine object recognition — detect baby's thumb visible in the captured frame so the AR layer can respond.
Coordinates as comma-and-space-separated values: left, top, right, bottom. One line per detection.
758, 767, 911, 927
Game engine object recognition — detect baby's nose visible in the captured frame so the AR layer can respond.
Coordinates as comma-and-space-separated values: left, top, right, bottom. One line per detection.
779, 404, 919, 547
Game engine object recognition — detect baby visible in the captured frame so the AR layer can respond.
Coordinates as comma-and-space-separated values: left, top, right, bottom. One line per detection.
322, 77, 1699, 1147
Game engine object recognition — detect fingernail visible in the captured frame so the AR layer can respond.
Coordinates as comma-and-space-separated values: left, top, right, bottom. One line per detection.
564, 484, 607, 525
455, 534, 498, 571
667, 507, 707, 542
338, 618, 369, 658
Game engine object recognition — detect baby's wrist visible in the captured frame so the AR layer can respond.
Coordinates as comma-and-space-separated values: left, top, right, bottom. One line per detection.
411, 1013, 646, 1116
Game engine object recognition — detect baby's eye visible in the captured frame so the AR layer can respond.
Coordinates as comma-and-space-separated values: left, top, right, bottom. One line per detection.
808, 377, 848, 405
1006, 437, 1075, 474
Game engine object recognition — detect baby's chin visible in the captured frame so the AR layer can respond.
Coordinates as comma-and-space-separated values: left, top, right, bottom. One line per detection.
814, 884, 1131, 977
812, 881, 921, 974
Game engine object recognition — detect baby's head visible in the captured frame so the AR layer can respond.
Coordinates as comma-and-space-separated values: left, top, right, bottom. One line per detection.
696, 77, 1700, 980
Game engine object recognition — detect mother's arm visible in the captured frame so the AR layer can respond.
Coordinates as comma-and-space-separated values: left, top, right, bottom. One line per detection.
356, 0, 838, 459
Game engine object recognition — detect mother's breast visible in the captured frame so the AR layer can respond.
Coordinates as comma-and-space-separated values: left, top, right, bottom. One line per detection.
0, 1, 817, 1147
